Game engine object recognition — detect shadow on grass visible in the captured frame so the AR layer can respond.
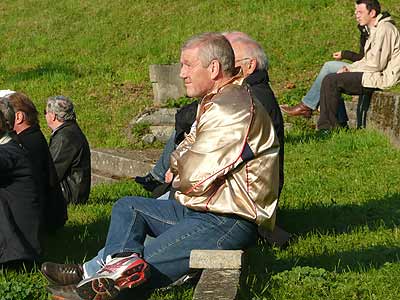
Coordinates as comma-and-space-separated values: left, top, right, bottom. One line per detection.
5, 62, 82, 82
280, 193, 400, 235
41, 215, 110, 264
238, 192, 400, 299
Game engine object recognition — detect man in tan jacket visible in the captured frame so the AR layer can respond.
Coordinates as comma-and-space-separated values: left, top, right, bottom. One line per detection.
317, 0, 400, 130
42, 32, 280, 300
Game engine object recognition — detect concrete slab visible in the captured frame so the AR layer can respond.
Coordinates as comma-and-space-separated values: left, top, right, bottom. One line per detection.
190, 250, 243, 269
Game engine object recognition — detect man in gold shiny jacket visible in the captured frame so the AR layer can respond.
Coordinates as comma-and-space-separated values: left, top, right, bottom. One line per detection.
42, 32, 280, 300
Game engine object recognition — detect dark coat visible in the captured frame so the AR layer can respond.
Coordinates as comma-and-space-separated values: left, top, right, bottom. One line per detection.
49, 121, 91, 204
244, 70, 285, 196
18, 124, 67, 230
0, 138, 41, 263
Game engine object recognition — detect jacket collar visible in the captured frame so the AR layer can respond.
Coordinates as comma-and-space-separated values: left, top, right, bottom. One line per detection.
0, 133, 12, 145
51, 120, 74, 136
244, 69, 270, 86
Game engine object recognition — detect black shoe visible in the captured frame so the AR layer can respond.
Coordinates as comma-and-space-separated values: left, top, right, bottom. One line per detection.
41, 262, 83, 286
134, 173, 163, 192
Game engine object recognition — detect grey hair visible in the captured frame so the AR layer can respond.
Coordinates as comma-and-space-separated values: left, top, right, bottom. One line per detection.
182, 32, 236, 76
0, 97, 16, 130
46, 95, 76, 122
231, 37, 269, 71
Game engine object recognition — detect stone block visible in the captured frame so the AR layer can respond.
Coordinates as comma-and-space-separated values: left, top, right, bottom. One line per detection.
149, 64, 186, 105
149, 125, 175, 143
192, 269, 241, 300
190, 250, 243, 269
367, 91, 400, 148
135, 108, 177, 126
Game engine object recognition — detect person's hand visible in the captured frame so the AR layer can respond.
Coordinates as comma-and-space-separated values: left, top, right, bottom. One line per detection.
337, 66, 349, 73
165, 169, 174, 183
332, 51, 342, 60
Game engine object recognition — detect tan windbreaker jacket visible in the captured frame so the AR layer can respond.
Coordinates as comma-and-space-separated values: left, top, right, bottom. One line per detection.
170, 80, 280, 231
347, 14, 400, 89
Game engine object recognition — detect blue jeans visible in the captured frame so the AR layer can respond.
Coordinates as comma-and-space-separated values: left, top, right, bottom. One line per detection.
302, 61, 349, 110
83, 196, 258, 289
149, 131, 176, 182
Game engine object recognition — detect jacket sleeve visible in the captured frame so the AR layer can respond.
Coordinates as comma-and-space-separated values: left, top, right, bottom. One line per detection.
0, 151, 15, 174
172, 100, 250, 196
49, 134, 77, 180
341, 50, 364, 62
348, 26, 393, 72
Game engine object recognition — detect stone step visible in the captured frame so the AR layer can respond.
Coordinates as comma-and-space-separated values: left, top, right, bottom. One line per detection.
90, 148, 162, 184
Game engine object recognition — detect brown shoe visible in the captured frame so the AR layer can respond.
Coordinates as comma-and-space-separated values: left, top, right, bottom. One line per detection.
41, 262, 84, 286
280, 102, 312, 118
46, 284, 82, 300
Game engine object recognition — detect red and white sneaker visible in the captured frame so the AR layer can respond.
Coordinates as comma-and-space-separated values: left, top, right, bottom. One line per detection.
76, 253, 150, 300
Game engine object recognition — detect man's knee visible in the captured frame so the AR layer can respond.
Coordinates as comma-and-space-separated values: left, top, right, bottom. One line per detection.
321, 73, 338, 89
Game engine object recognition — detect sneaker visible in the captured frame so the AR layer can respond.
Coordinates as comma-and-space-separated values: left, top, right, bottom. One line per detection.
134, 173, 163, 192
76, 254, 150, 300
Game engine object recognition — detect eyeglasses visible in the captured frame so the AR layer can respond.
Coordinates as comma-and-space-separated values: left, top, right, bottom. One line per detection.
43, 109, 47, 115
235, 57, 251, 64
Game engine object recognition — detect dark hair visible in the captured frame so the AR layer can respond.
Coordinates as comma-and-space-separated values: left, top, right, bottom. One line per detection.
356, 0, 381, 15
0, 109, 7, 136
7, 92, 39, 126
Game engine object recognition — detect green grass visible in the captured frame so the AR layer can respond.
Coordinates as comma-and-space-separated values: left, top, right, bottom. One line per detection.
0, 0, 398, 147
2, 128, 400, 300
1, 1, 400, 299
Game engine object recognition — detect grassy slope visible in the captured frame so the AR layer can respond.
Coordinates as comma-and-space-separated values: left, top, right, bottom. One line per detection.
1, 1, 400, 299
0, 0, 398, 147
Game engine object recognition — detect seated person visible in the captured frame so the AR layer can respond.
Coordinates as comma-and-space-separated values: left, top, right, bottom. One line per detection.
0, 100, 41, 266
318, 0, 400, 130
137, 32, 285, 198
45, 96, 91, 204
5, 92, 67, 230
42, 33, 280, 300
280, 1, 373, 120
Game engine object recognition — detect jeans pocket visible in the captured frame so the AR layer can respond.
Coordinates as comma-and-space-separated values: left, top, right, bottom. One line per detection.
217, 219, 258, 250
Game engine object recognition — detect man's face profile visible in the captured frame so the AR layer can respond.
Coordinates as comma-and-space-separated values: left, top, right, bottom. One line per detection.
180, 47, 213, 98
355, 3, 375, 26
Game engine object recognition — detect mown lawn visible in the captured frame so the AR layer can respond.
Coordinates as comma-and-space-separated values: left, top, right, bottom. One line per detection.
1, 128, 399, 300
1, 0, 400, 299
0, 0, 398, 147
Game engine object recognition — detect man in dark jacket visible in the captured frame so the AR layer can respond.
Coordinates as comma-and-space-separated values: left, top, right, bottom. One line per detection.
45, 96, 91, 204
7, 92, 67, 230
0, 100, 41, 265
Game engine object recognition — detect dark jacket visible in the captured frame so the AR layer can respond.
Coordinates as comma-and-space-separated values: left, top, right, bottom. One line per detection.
244, 69, 285, 196
49, 121, 91, 204
341, 24, 369, 62
0, 138, 41, 263
18, 124, 67, 230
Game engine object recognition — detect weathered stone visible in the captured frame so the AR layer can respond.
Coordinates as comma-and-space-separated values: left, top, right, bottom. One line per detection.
149, 64, 186, 104
90, 149, 162, 179
367, 91, 400, 148
135, 108, 177, 126
192, 269, 241, 300
149, 125, 175, 143
190, 250, 243, 269
142, 134, 156, 144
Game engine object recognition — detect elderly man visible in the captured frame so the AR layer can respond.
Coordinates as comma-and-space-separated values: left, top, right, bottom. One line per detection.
0, 99, 41, 266
137, 32, 285, 196
45, 96, 91, 204
43, 33, 280, 300
317, 0, 400, 130
6, 92, 67, 230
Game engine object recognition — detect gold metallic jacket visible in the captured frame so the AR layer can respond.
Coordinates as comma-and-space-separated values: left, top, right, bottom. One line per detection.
170, 80, 280, 231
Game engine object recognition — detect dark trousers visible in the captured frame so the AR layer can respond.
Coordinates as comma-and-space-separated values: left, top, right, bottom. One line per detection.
317, 72, 364, 130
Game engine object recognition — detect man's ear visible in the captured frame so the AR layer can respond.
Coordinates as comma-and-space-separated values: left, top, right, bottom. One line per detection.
370, 9, 377, 18
247, 58, 257, 74
209, 60, 221, 80
14, 111, 25, 125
